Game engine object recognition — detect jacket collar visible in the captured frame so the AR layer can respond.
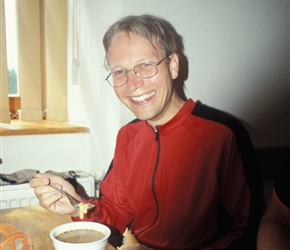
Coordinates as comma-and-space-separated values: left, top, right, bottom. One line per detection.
144, 98, 196, 133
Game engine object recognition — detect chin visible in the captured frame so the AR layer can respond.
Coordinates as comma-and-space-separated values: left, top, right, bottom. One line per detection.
129, 105, 157, 121
131, 111, 149, 121
134, 114, 148, 121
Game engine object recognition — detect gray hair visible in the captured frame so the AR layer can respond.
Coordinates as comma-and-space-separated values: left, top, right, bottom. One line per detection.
103, 15, 180, 66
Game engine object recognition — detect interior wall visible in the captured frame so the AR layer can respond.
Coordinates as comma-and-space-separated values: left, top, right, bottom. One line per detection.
1, 0, 288, 176
72, 0, 289, 173
1, 133, 91, 174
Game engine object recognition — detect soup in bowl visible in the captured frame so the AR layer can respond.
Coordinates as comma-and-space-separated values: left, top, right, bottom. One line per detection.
50, 221, 111, 250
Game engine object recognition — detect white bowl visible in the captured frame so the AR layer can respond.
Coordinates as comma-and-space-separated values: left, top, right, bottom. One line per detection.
50, 221, 111, 250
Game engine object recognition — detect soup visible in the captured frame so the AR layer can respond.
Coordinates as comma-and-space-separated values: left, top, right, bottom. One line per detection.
56, 229, 105, 243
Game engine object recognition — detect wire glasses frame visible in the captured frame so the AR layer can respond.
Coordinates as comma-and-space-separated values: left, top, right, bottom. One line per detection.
105, 56, 169, 88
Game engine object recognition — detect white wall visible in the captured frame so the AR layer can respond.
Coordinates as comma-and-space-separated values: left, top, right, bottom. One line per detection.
1, 0, 289, 176
1, 133, 91, 174
74, 0, 289, 172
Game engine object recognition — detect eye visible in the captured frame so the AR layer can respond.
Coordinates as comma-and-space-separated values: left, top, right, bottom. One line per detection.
112, 69, 126, 78
140, 62, 152, 68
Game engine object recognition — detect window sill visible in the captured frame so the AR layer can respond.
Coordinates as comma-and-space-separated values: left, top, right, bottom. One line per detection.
0, 120, 89, 136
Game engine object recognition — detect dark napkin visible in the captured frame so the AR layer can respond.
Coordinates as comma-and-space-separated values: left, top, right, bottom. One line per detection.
0, 169, 39, 184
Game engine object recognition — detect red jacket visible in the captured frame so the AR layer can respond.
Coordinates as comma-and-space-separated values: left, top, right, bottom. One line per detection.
73, 99, 264, 249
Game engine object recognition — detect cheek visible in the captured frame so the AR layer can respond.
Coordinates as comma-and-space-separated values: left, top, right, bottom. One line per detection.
156, 71, 174, 91
153, 69, 171, 86
113, 89, 122, 100
114, 88, 127, 103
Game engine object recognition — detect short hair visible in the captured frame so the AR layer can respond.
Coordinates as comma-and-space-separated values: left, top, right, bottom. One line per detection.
103, 15, 180, 66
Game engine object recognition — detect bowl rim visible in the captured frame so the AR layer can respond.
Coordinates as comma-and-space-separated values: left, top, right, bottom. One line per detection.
50, 221, 111, 246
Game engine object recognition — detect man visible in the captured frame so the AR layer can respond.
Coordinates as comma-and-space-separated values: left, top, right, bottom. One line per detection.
30, 15, 264, 249
257, 167, 290, 249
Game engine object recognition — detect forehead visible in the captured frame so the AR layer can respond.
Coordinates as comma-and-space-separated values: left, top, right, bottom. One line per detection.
107, 32, 161, 58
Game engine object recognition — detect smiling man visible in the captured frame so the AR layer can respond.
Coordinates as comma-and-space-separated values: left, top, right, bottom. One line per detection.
105, 31, 183, 128
30, 15, 264, 250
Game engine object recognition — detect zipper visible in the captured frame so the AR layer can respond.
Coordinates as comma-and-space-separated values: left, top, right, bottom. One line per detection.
135, 128, 161, 238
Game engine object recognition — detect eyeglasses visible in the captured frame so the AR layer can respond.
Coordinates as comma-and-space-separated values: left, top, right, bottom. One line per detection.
105, 56, 169, 88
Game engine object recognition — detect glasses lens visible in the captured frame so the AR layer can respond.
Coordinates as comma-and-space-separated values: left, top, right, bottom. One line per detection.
106, 62, 159, 87
107, 70, 127, 87
134, 62, 157, 79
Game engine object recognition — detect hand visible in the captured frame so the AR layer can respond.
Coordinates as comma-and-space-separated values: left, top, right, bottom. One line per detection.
120, 244, 153, 250
29, 173, 81, 216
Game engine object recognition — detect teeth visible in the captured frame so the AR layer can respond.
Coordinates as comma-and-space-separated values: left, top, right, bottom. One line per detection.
132, 92, 155, 102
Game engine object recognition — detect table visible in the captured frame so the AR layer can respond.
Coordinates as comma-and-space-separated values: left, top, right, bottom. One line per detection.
1, 205, 115, 250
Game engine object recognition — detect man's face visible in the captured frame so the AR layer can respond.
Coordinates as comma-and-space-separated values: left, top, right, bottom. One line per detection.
106, 32, 179, 127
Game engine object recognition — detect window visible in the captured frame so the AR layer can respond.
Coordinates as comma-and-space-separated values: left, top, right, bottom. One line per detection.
1, 0, 68, 123
5, 0, 19, 96
4, 0, 20, 117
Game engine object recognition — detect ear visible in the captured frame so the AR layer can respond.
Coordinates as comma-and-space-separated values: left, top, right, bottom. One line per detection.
169, 53, 179, 80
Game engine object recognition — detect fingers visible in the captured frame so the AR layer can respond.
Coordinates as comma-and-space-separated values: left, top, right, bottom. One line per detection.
29, 174, 77, 215
29, 173, 66, 188
38, 186, 62, 208
35, 183, 77, 215
30, 177, 61, 208
29, 174, 49, 188
29, 174, 58, 206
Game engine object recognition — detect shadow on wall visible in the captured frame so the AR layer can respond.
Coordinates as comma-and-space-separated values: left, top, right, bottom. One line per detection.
167, 16, 289, 149
160, 18, 188, 101
167, 17, 290, 189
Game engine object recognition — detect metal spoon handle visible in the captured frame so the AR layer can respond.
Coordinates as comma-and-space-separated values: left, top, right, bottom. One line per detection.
48, 184, 81, 207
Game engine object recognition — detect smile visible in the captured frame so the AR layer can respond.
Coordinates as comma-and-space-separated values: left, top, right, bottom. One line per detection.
131, 91, 155, 102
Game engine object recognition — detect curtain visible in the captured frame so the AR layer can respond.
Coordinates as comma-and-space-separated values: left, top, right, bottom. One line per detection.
44, 0, 68, 121
18, 0, 68, 122
0, 0, 11, 124
1, 0, 67, 123
17, 0, 43, 122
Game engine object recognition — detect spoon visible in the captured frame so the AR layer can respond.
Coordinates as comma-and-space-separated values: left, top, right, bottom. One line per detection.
48, 184, 95, 209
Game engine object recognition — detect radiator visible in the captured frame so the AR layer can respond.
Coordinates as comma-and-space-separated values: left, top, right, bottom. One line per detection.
0, 171, 95, 209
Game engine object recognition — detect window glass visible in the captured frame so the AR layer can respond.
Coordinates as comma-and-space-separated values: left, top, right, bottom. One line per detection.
4, 0, 19, 96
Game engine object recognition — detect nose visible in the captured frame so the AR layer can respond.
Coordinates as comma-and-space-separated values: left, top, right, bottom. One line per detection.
126, 70, 144, 91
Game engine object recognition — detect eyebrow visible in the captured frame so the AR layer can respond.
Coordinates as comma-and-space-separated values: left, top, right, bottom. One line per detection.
109, 57, 155, 72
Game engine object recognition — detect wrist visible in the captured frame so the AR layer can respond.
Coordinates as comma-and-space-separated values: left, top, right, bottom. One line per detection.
71, 208, 80, 218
